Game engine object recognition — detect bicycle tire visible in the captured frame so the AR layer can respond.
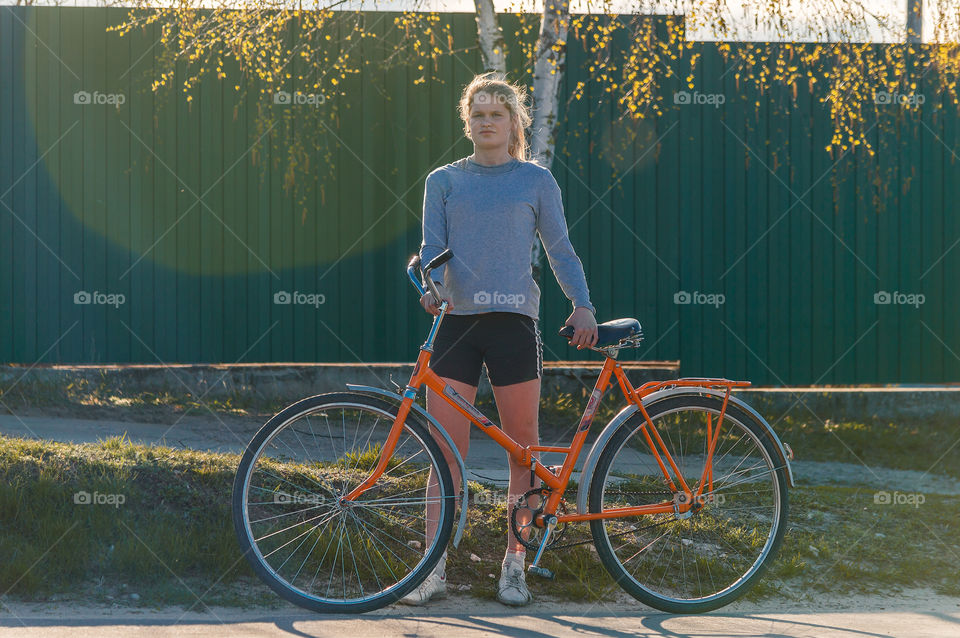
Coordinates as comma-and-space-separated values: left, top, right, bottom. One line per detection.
232, 392, 456, 613
588, 393, 788, 613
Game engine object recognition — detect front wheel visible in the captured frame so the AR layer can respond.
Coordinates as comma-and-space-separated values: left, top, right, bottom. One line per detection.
232, 392, 456, 613
588, 394, 788, 613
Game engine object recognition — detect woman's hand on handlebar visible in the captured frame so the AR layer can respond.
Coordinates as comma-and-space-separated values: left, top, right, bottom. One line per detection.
420, 283, 454, 315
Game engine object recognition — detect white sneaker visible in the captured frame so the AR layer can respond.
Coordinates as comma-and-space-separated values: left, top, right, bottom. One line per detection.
398, 557, 447, 606
497, 558, 532, 606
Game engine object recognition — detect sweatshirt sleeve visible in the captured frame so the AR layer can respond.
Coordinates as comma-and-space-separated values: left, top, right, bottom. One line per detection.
419, 171, 448, 285
536, 169, 596, 314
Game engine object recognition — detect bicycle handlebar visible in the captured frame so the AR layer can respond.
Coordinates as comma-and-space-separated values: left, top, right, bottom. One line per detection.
407, 249, 453, 307
406, 255, 425, 296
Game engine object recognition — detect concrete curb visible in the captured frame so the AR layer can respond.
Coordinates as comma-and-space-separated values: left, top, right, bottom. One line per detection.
733, 386, 960, 423
0, 361, 679, 403
3, 364, 957, 421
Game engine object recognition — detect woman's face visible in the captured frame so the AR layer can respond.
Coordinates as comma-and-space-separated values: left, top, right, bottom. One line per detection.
469, 91, 514, 152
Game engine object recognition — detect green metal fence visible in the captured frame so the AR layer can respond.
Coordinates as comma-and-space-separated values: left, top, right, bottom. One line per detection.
2, 7, 958, 384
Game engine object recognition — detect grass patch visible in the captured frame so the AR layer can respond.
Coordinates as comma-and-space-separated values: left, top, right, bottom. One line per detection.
0, 435, 957, 606
338, 441, 404, 472
770, 415, 960, 478
448, 482, 960, 604
766, 485, 960, 597
0, 434, 270, 607
0, 375, 288, 424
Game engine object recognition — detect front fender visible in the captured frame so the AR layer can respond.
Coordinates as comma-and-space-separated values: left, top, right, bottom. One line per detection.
344, 384, 469, 548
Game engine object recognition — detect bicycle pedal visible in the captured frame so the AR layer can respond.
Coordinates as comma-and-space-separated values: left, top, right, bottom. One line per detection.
527, 565, 555, 580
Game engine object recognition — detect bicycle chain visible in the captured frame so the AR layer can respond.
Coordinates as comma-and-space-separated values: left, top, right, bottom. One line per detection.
538, 490, 678, 551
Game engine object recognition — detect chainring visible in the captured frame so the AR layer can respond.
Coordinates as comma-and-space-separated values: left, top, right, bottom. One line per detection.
509, 487, 568, 552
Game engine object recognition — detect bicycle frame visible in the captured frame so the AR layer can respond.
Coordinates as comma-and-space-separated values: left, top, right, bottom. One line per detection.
342, 269, 751, 527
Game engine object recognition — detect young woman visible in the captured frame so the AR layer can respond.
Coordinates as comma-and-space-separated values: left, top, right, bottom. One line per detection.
400, 72, 598, 607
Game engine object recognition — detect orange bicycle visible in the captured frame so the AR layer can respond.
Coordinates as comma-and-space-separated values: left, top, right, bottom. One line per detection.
233, 250, 794, 614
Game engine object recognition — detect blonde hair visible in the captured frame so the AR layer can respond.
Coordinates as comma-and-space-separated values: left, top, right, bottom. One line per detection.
458, 72, 532, 161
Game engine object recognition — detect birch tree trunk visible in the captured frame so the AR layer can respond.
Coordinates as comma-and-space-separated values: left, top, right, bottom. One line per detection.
474, 0, 507, 72
906, 0, 922, 43
529, 0, 571, 169
529, 0, 572, 281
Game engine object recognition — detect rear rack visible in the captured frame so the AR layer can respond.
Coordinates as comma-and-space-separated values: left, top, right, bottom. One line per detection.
635, 378, 751, 398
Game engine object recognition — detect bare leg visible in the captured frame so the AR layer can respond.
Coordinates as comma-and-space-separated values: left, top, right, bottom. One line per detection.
491, 377, 541, 552
424, 378, 477, 549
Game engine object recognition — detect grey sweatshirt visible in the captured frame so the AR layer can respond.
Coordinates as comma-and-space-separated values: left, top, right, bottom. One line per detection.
420, 155, 595, 319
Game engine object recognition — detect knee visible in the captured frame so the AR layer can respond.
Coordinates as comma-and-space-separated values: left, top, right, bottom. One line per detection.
511, 418, 539, 444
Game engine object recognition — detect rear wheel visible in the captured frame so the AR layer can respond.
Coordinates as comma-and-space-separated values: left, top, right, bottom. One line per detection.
232, 392, 456, 613
589, 394, 788, 613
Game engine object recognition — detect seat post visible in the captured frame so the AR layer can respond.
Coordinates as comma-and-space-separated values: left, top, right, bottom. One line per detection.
603, 346, 620, 360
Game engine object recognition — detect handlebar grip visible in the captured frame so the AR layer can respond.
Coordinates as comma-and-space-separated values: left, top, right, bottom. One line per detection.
407, 250, 453, 306
426, 279, 442, 307
558, 325, 575, 340
422, 249, 453, 306
424, 248, 453, 272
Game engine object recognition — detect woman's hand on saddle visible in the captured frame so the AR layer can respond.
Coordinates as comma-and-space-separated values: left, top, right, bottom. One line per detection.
565, 307, 598, 349
420, 282, 454, 315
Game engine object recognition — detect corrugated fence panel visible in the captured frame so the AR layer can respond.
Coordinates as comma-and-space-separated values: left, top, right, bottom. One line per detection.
2, 7, 959, 384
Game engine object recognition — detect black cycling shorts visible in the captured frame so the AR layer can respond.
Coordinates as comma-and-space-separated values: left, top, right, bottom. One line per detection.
429, 312, 543, 387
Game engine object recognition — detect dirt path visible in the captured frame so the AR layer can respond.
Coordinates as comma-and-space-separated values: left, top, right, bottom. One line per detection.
3, 413, 959, 496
